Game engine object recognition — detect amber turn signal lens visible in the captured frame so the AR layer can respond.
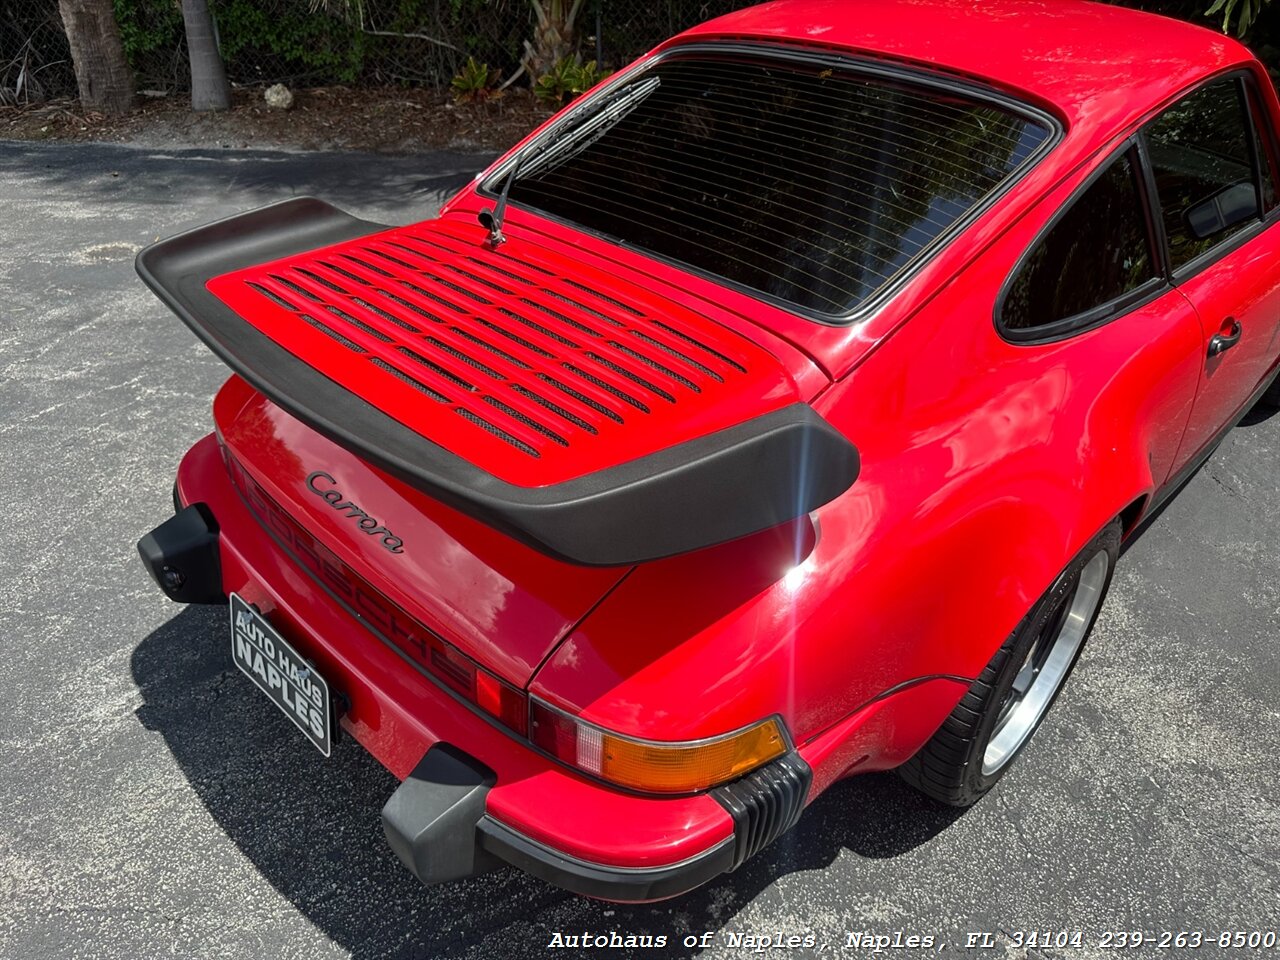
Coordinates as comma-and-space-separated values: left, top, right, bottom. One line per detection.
529, 700, 788, 794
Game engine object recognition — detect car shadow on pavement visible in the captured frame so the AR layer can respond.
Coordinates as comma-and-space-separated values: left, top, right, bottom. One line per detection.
1236, 399, 1279, 428
131, 605, 965, 959
1120, 400, 1279, 557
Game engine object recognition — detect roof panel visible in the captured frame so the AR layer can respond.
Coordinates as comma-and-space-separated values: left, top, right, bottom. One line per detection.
675, 0, 1251, 137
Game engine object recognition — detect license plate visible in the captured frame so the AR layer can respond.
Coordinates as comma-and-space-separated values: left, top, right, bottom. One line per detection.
229, 593, 332, 757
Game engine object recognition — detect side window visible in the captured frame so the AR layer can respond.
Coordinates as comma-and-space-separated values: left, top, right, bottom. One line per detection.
1001, 149, 1156, 332
1145, 77, 1264, 270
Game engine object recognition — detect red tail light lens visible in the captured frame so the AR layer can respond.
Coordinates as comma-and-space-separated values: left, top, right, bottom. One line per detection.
474, 669, 529, 736
425, 635, 528, 735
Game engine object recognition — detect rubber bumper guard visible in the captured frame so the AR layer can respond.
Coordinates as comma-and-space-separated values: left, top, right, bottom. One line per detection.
137, 502, 224, 604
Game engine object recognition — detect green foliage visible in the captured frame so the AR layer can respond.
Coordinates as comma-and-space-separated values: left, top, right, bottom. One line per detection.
533, 57, 576, 104
576, 59, 609, 91
113, 0, 184, 72
533, 56, 609, 105
213, 0, 367, 83
451, 56, 500, 102
1205, 0, 1272, 37
100, 0, 1280, 99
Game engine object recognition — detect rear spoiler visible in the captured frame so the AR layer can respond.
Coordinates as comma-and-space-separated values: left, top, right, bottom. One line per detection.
136, 198, 859, 566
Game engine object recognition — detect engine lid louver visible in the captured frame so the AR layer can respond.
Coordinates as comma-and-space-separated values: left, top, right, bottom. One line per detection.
139, 198, 858, 564
208, 218, 793, 488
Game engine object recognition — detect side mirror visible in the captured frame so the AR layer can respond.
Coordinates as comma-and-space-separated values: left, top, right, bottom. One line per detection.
1185, 181, 1259, 240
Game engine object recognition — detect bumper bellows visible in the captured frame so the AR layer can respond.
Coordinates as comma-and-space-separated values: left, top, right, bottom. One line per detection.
713, 752, 811, 870
137, 503, 224, 604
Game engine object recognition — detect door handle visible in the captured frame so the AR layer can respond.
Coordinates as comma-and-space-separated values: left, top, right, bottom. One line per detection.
1208, 318, 1243, 357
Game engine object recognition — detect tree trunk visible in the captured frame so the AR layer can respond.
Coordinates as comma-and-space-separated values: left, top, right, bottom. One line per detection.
526, 0, 585, 76
182, 0, 230, 112
57, 0, 134, 116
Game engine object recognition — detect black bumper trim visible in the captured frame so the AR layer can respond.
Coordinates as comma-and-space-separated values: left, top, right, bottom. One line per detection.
477, 815, 736, 902
136, 197, 859, 566
382, 743, 737, 902
137, 502, 224, 604
712, 752, 811, 870
382, 744, 503, 886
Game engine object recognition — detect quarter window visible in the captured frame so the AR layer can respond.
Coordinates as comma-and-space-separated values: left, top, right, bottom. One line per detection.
1145, 77, 1266, 270
1001, 149, 1156, 332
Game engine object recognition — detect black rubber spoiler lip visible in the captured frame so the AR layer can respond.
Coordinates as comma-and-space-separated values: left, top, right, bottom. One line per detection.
136, 197, 860, 566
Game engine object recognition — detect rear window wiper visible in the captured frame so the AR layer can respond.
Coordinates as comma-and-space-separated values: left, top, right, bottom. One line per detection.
478, 76, 661, 248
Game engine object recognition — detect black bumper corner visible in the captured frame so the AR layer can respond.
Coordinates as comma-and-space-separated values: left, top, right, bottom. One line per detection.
137, 502, 224, 604
381, 744, 503, 886
381, 743, 808, 902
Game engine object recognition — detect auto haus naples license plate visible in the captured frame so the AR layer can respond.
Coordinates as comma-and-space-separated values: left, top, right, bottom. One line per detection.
229, 593, 331, 757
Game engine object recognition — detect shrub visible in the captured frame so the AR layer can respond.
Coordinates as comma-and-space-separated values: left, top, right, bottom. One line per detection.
451, 56, 500, 102
533, 56, 608, 105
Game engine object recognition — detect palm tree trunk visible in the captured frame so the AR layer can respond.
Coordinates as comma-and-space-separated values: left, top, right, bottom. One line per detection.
182, 0, 230, 112
57, 0, 134, 116
526, 0, 587, 76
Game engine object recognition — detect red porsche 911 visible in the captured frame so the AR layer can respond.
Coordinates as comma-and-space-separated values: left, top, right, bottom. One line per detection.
136, 0, 1280, 901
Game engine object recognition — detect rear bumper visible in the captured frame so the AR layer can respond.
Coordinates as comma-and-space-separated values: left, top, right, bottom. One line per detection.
380, 742, 738, 901
137, 501, 223, 604
145, 432, 806, 901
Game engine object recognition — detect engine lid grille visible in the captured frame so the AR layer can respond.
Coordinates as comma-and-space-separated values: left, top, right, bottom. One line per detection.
207, 217, 798, 487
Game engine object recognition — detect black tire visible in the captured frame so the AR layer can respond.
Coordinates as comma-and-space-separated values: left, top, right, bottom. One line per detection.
898, 520, 1121, 807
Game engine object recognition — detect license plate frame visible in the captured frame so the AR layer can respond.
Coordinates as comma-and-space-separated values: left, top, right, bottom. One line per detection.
229, 593, 332, 757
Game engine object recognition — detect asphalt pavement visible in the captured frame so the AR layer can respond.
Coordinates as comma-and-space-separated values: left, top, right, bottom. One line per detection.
1, 140, 1277, 959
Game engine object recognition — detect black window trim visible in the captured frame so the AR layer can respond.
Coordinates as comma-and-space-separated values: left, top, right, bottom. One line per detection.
995, 139, 1172, 344
1243, 79, 1268, 221
1134, 131, 1173, 280
1145, 68, 1280, 286
996, 65, 1280, 346
477, 40, 1064, 328
1245, 72, 1280, 208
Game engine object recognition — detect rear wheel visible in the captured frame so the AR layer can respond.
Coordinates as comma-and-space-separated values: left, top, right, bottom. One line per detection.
898, 521, 1121, 806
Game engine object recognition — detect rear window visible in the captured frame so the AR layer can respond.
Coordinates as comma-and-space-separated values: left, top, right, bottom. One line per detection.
501, 53, 1054, 318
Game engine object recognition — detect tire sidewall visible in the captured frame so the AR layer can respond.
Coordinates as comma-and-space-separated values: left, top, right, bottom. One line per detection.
960, 520, 1122, 800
